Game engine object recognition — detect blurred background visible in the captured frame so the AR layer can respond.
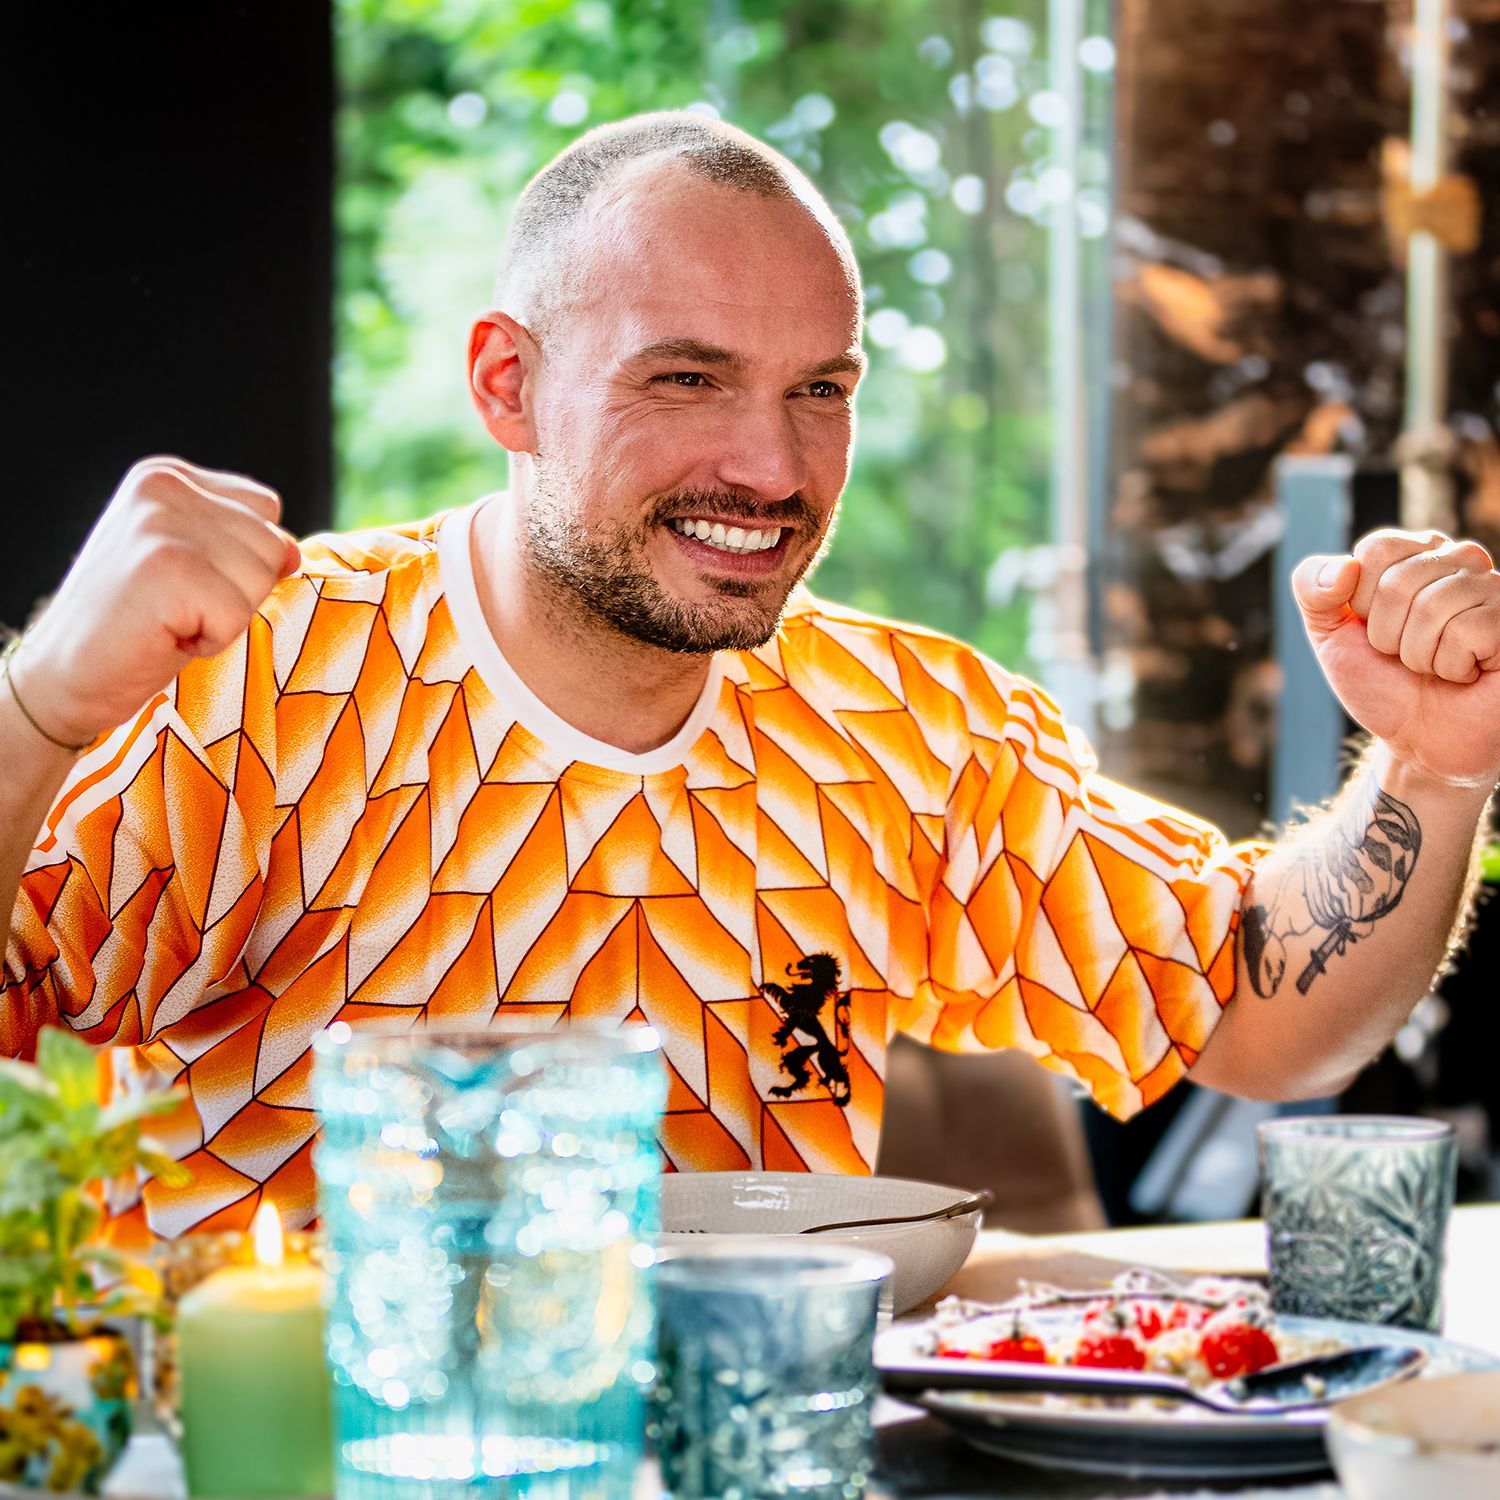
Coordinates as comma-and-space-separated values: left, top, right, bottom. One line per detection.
8, 0, 1500, 1228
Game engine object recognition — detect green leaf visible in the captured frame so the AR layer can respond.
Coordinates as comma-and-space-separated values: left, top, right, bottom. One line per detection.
37, 1027, 99, 1113
0, 1055, 50, 1094
137, 1147, 193, 1189
0, 1159, 66, 1216
98, 1087, 187, 1131
0, 1057, 56, 1119
76, 1244, 129, 1275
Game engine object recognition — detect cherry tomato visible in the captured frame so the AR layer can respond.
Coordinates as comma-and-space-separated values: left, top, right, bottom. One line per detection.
1131, 1302, 1166, 1341
983, 1334, 1049, 1364
1200, 1323, 1280, 1379
1073, 1329, 1147, 1371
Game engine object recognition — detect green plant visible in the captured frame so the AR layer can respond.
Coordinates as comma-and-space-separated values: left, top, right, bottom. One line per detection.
0, 1027, 190, 1341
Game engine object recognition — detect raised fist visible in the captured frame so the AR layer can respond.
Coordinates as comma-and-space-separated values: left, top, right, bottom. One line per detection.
1292, 528, 1500, 787
14, 457, 301, 746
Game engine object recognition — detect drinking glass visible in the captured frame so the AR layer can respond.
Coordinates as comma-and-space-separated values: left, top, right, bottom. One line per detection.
314, 1022, 666, 1499
650, 1239, 892, 1500
1258, 1115, 1457, 1331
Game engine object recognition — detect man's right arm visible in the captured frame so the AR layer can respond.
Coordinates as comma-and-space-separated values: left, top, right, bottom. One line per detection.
0, 457, 299, 978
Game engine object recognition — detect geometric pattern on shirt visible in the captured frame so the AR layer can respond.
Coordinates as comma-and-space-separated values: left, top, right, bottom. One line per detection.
3, 510, 1265, 1242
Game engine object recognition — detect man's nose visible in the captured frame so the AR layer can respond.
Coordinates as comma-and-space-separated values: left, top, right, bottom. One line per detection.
711, 398, 810, 501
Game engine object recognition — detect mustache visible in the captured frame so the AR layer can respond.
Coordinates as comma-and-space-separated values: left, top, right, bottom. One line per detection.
648, 488, 819, 531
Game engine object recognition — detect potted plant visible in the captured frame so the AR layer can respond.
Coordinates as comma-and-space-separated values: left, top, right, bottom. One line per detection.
0, 1026, 188, 1493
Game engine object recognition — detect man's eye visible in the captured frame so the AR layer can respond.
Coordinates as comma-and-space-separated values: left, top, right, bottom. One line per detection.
656, 371, 709, 388
805, 380, 847, 399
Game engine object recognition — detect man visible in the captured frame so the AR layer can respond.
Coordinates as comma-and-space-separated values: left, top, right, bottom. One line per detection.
3, 114, 1499, 1242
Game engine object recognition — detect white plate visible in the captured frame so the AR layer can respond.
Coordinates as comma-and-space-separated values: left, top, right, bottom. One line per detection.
876, 1315, 1500, 1480
659, 1172, 983, 1315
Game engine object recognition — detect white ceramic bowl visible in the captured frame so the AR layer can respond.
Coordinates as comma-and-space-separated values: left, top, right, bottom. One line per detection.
1325, 1370, 1500, 1500
659, 1171, 982, 1315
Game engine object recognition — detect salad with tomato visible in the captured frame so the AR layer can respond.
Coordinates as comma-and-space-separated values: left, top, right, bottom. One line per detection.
926, 1269, 1339, 1388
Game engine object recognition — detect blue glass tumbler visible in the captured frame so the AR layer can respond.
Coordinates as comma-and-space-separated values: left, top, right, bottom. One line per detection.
314, 1022, 666, 1499
650, 1239, 893, 1500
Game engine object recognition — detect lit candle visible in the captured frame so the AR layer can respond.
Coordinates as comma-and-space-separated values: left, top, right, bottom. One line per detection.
177, 1202, 334, 1497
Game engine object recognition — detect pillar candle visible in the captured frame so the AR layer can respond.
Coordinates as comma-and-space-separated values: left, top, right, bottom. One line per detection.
177, 1203, 334, 1497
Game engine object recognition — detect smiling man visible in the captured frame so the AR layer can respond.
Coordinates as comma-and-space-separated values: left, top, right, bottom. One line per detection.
4, 113, 1500, 1240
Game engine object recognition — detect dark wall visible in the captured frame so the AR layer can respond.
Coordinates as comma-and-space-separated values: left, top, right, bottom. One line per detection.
5, 3, 334, 631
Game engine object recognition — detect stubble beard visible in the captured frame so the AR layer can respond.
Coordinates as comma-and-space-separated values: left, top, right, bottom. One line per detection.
523, 467, 831, 654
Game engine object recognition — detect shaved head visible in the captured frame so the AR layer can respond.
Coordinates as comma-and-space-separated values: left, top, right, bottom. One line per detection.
493, 111, 860, 339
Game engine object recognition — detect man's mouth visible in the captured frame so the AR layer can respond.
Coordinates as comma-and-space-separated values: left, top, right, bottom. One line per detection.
669, 518, 785, 555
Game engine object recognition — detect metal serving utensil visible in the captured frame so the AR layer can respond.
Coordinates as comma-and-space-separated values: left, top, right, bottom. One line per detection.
798, 1189, 993, 1235
878, 1343, 1427, 1415
671, 1189, 993, 1236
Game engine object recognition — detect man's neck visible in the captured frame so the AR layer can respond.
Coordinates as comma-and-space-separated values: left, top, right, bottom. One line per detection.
469, 496, 714, 756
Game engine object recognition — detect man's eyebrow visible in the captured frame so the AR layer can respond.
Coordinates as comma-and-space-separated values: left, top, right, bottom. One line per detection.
623, 339, 868, 380
804, 351, 867, 379
625, 338, 746, 369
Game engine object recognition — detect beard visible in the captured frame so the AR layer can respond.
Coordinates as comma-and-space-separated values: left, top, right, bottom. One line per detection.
523, 472, 829, 654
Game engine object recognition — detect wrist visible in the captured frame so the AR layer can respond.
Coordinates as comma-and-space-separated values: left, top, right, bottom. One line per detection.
2, 635, 94, 754
1369, 739, 1500, 802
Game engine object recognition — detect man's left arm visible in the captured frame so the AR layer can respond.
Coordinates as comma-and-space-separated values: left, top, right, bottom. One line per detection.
1191, 529, 1500, 1101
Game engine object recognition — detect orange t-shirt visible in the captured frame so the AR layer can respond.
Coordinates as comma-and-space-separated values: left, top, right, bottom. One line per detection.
3, 501, 1265, 1240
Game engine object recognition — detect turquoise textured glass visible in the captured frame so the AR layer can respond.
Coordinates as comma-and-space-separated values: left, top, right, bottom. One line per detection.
650, 1239, 892, 1500
314, 1024, 666, 1499
1258, 1115, 1457, 1332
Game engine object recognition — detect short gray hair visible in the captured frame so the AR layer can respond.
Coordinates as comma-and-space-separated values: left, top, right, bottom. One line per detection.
493, 111, 858, 335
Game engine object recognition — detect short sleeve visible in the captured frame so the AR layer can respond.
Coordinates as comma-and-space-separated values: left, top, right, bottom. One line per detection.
898, 654, 1269, 1120
1, 615, 280, 1061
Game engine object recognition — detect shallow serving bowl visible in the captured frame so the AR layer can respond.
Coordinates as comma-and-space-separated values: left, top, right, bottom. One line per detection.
659, 1171, 983, 1315
1325, 1369, 1500, 1500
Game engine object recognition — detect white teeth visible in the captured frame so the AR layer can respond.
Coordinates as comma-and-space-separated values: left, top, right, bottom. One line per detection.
670, 519, 784, 554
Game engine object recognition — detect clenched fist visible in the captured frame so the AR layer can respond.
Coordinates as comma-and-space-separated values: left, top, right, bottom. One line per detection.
14, 457, 301, 746
1293, 529, 1500, 787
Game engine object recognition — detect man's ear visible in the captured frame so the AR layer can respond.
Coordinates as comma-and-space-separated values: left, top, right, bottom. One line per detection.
469, 312, 540, 453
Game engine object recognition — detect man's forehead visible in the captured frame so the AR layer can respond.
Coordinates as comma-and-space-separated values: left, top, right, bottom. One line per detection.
575, 163, 860, 309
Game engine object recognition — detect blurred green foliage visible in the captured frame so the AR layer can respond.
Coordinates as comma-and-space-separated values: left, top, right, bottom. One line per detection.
0, 1028, 186, 1339
335, 0, 1100, 668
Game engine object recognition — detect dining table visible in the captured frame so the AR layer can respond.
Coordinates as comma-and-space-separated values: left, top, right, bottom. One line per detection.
100, 1203, 1500, 1499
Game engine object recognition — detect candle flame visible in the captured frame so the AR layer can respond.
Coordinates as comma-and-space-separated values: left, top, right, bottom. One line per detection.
252, 1200, 286, 1267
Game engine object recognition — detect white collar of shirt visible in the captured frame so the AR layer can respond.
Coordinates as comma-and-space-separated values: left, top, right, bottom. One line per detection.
436, 495, 726, 776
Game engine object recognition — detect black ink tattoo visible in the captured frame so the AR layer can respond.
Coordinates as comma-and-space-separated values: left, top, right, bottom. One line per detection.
1244, 789, 1421, 999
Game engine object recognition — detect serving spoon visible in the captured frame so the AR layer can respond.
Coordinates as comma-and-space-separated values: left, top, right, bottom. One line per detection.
800, 1189, 993, 1234
878, 1343, 1427, 1415
670, 1189, 993, 1236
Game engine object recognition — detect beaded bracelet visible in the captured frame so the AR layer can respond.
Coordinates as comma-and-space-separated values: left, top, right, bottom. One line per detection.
1, 635, 91, 753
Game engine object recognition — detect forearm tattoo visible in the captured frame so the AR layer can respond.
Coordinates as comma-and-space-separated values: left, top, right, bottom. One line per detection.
1242, 788, 1421, 998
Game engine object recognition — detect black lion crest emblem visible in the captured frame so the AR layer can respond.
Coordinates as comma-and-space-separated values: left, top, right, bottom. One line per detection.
760, 953, 853, 1107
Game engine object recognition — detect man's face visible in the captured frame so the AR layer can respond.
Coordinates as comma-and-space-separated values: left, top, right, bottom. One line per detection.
517, 166, 865, 653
